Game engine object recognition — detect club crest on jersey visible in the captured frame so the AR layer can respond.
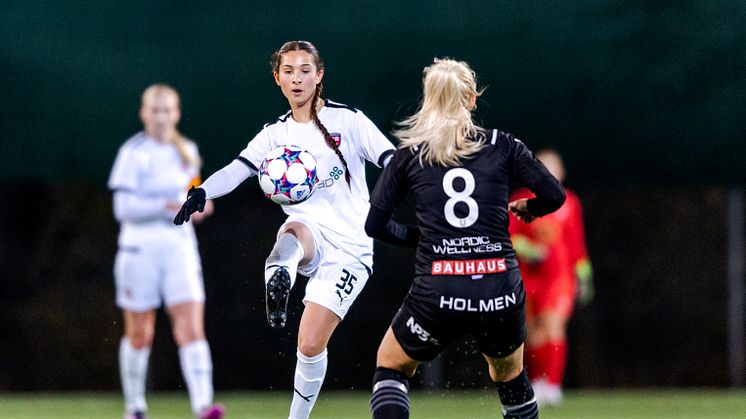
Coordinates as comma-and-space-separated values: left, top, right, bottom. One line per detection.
329, 132, 342, 147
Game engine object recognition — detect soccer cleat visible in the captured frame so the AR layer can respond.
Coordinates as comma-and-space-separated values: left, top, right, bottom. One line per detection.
124, 412, 147, 419
198, 403, 225, 419
266, 266, 291, 328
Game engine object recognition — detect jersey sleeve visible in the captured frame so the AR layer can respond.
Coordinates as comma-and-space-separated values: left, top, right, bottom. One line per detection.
369, 148, 410, 212
237, 127, 275, 175
108, 143, 139, 191
353, 111, 395, 168
507, 134, 565, 216
199, 128, 271, 199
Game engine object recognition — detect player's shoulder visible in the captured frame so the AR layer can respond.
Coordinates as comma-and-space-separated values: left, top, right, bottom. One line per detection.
121, 132, 149, 148
563, 188, 581, 203
117, 132, 151, 157
263, 110, 293, 129
323, 99, 358, 114
480, 128, 521, 148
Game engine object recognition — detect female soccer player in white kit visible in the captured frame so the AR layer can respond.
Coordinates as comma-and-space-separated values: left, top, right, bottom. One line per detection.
173, 40, 395, 419
108, 84, 224, 419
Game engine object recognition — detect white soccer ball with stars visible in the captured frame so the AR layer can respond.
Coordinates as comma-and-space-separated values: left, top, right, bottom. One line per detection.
258, 145, 319, 205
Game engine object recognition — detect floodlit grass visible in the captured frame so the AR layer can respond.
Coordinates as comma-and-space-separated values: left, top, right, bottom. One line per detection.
1, 389, 745, 418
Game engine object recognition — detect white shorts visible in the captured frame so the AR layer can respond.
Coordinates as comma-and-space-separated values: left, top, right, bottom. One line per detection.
280, 215, 372, 320
114, 240, 205, 312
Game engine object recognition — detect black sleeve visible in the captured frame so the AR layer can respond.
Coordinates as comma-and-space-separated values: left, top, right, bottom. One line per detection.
508, 135, 566, 216
366, 149, 420, 246
369, 149, 410, 212
365, 204, 420, 247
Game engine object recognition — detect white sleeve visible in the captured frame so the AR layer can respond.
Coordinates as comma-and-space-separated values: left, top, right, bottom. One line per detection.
238, 126, 275, 169
112, 190, 169, 222
108, 144, 138, 191
201, 127, 274, 199
200, 159, 254, 199
354, 111, 395, 168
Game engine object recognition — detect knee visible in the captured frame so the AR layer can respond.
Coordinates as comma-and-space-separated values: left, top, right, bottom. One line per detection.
173, 324, 205, 347
298, 339, 326, 358
128, 328, 154, 349
491, 364, 523, 383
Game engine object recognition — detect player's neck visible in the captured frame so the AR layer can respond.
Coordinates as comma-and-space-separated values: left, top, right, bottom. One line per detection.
290, 97, 324, 123
145, 129, 174, 143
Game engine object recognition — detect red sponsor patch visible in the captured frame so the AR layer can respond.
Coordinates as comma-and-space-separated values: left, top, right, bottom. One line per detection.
431, 258, 507, 275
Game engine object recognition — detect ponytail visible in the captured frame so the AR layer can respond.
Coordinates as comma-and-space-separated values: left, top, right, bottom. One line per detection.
310, 83, 351, 185
172, 130, 201, 168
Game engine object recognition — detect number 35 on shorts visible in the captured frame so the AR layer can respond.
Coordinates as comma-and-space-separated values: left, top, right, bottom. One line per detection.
336, 269, 357, 296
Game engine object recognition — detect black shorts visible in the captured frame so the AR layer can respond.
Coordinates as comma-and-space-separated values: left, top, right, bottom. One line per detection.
391, 269, 526, 361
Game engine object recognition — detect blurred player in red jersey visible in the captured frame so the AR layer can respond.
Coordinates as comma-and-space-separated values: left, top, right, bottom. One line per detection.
508, 148, 593, 406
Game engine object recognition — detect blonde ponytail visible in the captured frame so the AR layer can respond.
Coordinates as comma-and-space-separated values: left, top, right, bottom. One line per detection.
141, 84, 201, 168
395, 58, 485, 166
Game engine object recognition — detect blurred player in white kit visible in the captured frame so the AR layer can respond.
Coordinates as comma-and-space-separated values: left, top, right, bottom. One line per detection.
108, 84, 223, 419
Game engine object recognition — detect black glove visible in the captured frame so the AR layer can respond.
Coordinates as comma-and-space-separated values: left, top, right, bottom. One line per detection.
173, 186, 206, 225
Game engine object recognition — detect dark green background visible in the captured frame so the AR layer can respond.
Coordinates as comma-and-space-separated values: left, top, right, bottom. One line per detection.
2, 0, 744, 185
1, 0, 744, 392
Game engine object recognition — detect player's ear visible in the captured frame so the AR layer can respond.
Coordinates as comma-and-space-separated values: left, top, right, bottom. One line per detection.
273, 71, 281, 86
315, 68, 324, 85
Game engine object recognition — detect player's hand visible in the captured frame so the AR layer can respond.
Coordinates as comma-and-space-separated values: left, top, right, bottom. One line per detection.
173, 186, 206, 225
509, 198, 537, 223
576, 258, 595, 305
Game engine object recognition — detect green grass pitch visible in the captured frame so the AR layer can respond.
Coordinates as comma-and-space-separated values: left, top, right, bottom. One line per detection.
1, 389, 745, 418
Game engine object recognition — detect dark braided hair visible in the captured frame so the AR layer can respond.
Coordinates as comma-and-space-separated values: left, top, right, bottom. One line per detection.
271, 40, 351, 185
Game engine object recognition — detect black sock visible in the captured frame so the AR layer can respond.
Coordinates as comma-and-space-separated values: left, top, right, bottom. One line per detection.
370, 367, 410, 419
495, 369, 538, 419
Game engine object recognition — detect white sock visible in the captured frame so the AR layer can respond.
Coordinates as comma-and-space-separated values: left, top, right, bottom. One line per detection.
289, 349, 328, 419
265, 232, 304, 288
119, 337, 150, 414
179, 340, 214, 415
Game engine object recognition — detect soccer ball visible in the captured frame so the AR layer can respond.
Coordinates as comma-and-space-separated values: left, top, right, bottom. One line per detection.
258, 145, 319, 205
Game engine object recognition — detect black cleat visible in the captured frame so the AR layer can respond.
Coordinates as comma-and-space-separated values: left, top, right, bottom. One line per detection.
266, 266, 291, 328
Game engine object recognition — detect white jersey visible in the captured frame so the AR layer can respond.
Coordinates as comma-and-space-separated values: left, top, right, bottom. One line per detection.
108, 132, 201, 247
237, 100, 395, 266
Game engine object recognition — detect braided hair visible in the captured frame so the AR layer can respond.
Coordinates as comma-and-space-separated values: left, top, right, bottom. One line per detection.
272, 40, 351, 185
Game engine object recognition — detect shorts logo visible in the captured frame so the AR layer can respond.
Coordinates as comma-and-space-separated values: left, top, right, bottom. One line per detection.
329, 132, 342, 147
406, 316, 431, 342
431, 258, 507, 275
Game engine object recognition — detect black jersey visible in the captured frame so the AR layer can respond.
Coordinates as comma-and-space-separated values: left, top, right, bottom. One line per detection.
369, 129, 564, 276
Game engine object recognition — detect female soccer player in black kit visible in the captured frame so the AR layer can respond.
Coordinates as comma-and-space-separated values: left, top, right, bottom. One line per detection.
365, 58, 566, 419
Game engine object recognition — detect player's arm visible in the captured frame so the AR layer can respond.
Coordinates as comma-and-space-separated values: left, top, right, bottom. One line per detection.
507, 136, 565, 222
112, 189, 176, 223
365, 150, 420, 246
365, 204, 420, 247
174, 130, 270, 225
109, 143, 178, 222
567, 194, 594, 303
354, 111, 395, 168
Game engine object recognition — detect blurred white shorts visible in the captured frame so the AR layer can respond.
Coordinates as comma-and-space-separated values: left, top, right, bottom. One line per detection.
114, 240, 205, 312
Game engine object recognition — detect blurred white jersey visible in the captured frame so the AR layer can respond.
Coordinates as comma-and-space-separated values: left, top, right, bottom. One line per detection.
108, 132, 200, 247
237, 100, 395, 267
